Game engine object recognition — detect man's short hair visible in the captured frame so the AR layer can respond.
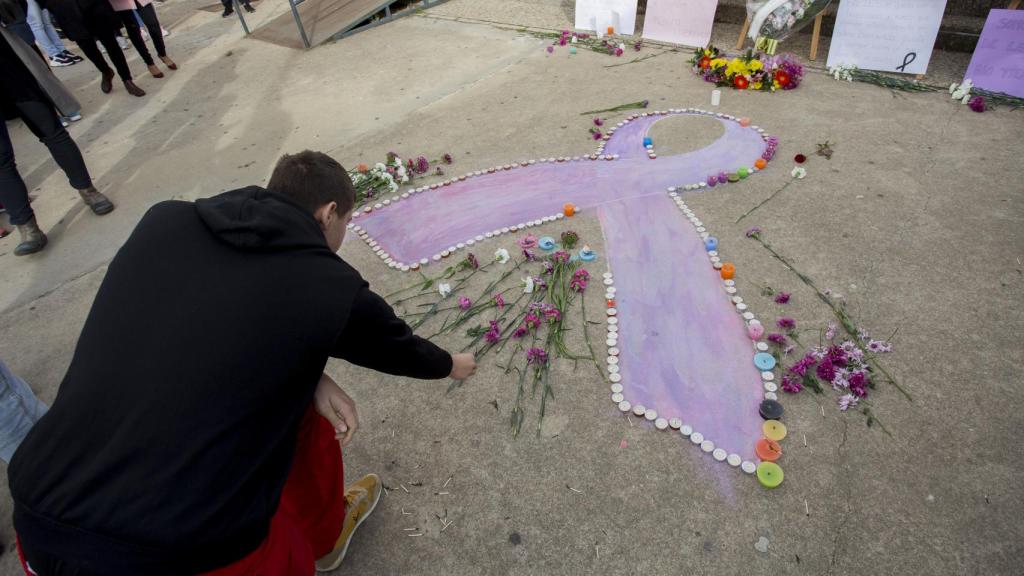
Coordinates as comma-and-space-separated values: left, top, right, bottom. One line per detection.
267, 151, 355, 217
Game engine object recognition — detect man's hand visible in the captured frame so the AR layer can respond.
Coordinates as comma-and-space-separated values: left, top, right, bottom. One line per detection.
449, 353, 477, 380
314, 373, 359, 449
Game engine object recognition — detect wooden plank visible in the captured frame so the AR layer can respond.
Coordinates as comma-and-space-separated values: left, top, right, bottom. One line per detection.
809, 11, 824, 61
735, 16, 750, 50
249, 0, 394, 48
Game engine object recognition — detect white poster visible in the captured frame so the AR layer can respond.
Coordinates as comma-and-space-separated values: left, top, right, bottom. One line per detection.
574, 0, 639, 36
642, 0, 718, 47
826, 0, 947, 75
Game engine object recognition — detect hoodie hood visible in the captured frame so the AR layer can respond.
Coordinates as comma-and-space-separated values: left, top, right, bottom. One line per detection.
196, 186, 330, 251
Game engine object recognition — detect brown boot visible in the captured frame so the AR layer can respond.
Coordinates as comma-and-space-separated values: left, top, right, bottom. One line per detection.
123, 80, 146, 97
78, 187, 115, 215
147, 64, 164, 78
13, 217, 48, 256
100, 69, 114, 93
160, 55, 177, 70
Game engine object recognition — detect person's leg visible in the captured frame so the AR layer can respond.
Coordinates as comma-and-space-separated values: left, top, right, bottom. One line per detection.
116, 9, 153, 66
6, 16, 36, 46
135, 3, 166, 58
220, 0, 234, 17
24, 0, 63, 59
74, 37, 113, 78
0, 121, 36, 227
0, 359, 48, 464
198, 406, 345, 576
16, 101, 92, 191
40, 9, 69, 55
16, 100, 114, 215
95, 32, 144, 96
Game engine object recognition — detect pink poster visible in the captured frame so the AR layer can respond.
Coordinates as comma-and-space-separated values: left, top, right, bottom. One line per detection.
642, 0, 718, 47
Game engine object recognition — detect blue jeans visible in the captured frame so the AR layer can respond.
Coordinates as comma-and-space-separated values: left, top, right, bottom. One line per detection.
25, 0, 66, 58
0, 359, 48, 463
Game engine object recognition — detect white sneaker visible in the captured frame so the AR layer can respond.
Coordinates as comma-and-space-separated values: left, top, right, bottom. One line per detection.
67, 112, 83, 122
49, 55, 73, 67
97, 41, 107, 54
161, 27, 169, 37
117, 36, 130, 50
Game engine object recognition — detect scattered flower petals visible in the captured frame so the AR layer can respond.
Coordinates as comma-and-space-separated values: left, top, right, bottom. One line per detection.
745, 227, 762, 238
774, 292, 791, 304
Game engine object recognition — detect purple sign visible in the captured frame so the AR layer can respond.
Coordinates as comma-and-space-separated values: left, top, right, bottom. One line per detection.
964, 9, 1024, 98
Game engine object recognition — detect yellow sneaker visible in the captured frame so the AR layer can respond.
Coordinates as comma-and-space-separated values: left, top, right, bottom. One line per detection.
315, 473, 383, 572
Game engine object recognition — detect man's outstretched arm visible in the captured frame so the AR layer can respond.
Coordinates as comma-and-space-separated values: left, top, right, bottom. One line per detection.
332, 284, 475, 380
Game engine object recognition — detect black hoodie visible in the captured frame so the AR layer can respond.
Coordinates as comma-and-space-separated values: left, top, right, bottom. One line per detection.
8, 187, 452, 574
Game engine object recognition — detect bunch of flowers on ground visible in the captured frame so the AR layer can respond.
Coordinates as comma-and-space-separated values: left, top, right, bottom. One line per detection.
388, 231, 601, 436
690, 46, 803, 92
348, 151, 453, 206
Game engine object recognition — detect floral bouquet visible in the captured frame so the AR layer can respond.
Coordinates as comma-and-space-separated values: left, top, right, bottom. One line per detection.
348, 152, 453, 207
746, 0, 833, 51
690, 46, 803, 92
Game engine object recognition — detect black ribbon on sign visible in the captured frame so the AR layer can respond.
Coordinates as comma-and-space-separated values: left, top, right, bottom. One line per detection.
896, 52, 917, 72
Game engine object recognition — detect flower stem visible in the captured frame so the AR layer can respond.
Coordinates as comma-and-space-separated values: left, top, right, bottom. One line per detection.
735, 178, 796, 223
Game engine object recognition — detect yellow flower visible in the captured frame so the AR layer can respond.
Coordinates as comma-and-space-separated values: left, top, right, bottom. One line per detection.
752, 82, 763, 90
726, 58, 749, 77
748, 59, 764, 72
709, 58, 728, 69
772, 80, 780, 89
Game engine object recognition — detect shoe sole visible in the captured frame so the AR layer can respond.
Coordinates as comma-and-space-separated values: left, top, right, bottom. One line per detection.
316, 474, 382, 572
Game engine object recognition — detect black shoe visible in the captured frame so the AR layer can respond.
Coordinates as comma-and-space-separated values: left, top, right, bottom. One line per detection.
243, 3, 254, 12
222, 5, 233, 16
62, 50, 84, 62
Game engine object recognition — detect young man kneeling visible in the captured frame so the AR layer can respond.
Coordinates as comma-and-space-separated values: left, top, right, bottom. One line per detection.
8, 151, 475, 575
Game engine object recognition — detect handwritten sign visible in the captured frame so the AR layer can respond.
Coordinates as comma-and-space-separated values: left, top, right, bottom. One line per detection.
574, 0, 638, 36
826, 0, 947, 75
964, 9, 1024, 98
641, 0, 718, 47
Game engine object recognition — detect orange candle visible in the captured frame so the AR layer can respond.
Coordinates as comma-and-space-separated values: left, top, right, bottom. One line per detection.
755, 438, 782, 462
754, 158, 767, 169
720, 262, 735, 280
563, 203, 576, 217
607, 26, 615, 35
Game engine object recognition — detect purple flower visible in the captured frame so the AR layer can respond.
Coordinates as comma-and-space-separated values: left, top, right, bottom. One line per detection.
494, 294, 505, 309
443, 153, 453, 165
825, 321, 837, 341
526, 348, 548, 365
466, 253, 479, 269
745, 227, 762, 238
867, 339, 892, 354
533, 276, 547, 290
542, 261, 554, 274
633, 41, 642, 51
484, 320, 501, 344
415, 156, 429, 174
614, 48, 623, 57
827, 345, 847, 366
837, 393, 859, 412
593, 117, 604, 127
774, 292, 791, 304
592, 131, 603, 140
518, 234, 538, 249
459, 296, 472, 311
788, 354, 816, 377
816, 357, 835, 382
546, 46, 554, 54
848, 371, 868, 397
781, 375, 802, 393
570, 278, 587, 292
783, 344, 795, 356
543, 306, 561, 323
512, 325, 528, 339
969, 96, 986, 113
523, 249, 536, 261
767, 333, 787, 345
524, 313, 541, 329
776, 317, 796, 330
558, 36, 567, 46
551, 251, 570, 264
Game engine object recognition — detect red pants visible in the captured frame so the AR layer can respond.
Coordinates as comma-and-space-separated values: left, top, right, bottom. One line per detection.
18, 406, 346, 576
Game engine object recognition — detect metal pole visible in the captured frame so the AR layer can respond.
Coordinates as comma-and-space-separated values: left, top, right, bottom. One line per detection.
233, 0, 249, 34
287, 0, 312, 49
